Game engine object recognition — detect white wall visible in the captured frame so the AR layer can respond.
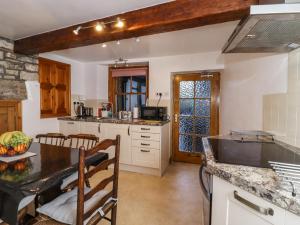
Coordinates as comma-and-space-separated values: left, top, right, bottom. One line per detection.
37, 51, 288, 137
221, 53, 288, 134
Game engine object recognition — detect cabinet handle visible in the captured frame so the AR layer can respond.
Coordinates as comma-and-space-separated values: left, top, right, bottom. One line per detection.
98, 124, 101, 133
141, 135, 150, 138
141, 128, 150, 131
234, 191, 274, 216
141, 149, 150, 153
128, 126, 130, 136
141, 143, 150, 146
67, 122, 74, 125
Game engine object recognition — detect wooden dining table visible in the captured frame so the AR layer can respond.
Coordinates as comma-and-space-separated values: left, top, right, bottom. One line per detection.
0, 142, 108, 225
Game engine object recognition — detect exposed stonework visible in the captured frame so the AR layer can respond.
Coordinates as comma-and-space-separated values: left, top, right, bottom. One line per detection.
0, 36, 39, 100
0, 80, 27, 100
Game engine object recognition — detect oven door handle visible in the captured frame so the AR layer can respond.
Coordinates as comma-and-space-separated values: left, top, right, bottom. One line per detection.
199, 164, 211, 200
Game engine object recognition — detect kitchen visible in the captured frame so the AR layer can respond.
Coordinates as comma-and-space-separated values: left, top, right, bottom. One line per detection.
0, 0, 299, 225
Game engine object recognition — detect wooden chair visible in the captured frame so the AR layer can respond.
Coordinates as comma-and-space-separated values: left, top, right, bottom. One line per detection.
66, 134, 99, 149
36, 133, 66, 146
63, 134, 99, 188
30, 135, 121, 225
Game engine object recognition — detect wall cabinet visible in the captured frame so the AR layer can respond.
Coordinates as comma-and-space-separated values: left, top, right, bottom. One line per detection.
59, 121, 170, 176
39, 58, 70, 118
212, 176, 300, 225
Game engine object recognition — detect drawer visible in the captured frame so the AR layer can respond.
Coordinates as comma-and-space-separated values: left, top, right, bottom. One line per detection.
132, 139, 160, 149
130, 125, 161, 134
131, 132, 160, 141
132, 147, 160, 169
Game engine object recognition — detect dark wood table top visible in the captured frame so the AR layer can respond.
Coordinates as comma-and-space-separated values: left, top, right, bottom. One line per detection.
0, 142, 108, 225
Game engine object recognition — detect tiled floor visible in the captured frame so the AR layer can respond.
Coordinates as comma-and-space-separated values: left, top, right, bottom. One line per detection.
91, 162, 203, 225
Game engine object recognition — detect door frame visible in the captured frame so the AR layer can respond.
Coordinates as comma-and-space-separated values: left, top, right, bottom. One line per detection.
171, 72, 220, 164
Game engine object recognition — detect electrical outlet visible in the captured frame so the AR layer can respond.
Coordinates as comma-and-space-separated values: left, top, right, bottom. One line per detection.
156, 92, 163, 96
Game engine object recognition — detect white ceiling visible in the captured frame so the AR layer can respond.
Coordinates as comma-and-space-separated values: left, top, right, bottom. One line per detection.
0, 0, 171, 40
52, 21, 239, 62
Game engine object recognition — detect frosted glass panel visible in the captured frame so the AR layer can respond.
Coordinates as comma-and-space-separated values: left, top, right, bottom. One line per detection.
179, 116, 193, 134
179, 135, 193, 152
196, 81, 211, 98
180, 99, 194, 116
195, 99, 210, 117
194, 117, 210, 135
180, 81, 194, 98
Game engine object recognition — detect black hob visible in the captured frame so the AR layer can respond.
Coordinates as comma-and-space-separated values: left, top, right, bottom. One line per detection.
208, 138, 300, 168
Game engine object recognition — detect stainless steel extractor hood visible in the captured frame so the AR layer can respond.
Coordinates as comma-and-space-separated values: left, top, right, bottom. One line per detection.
223, 0, 300, 53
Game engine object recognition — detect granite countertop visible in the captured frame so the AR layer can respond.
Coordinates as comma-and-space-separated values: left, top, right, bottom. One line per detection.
203, 136, 300, 216
57, 116, 170, 126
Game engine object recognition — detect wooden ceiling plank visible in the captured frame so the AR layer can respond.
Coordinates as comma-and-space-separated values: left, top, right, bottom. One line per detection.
14, 0, 258, 55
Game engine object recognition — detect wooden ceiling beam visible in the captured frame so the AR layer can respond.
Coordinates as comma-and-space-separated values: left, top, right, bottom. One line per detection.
14, 0, 258, 55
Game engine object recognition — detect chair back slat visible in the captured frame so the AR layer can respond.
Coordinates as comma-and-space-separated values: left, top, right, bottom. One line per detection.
85, 139, 116, 157
36, 133, 66, 146
84, 175, 114, 201
67, 134, 99, 149
86, 158, 115, 179
76, 135, 120, 225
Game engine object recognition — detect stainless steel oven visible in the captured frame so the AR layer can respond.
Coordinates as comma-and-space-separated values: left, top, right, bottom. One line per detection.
199, 162, 213, 225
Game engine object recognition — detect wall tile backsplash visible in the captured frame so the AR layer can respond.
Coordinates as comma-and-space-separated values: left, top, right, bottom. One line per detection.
263, 49, 300, 146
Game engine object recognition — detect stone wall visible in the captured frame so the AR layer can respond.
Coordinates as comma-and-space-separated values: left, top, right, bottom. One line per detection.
0, 36, 38, 100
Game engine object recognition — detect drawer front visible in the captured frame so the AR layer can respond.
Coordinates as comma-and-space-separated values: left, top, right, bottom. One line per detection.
132, 147, 160, 169
59, 121, 81, 135
131, 132, 160, 141
130, 125, 161, 134
132, 139, 160, 149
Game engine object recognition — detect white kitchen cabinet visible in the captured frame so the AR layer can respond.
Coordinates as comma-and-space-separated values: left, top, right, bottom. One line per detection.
59, 120, 170, 176
285, 211, 300, 225
100, 123, 132, 165
212, 176, 285, 225
80, 122, 103, 140
59, 121, 81, 136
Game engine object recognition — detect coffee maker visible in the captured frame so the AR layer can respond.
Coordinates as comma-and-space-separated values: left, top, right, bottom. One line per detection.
74, 102, 85, 117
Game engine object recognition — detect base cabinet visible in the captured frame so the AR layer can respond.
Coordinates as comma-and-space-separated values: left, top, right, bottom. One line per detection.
212, 176, 299, 225
59, 120, 170, 176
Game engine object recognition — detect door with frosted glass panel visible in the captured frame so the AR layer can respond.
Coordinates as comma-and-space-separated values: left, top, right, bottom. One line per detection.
173, 73, 220, 163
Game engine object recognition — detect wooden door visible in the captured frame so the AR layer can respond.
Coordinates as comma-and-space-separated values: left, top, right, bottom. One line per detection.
173, 73, 220, 164
0, 101, 22, 135
39, 58, 71, 118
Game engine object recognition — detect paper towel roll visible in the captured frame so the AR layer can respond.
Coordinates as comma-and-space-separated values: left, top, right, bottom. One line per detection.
133, 107, 139, 119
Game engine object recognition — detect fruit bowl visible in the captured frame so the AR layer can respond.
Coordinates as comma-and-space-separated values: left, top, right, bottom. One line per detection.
0, 159, 32, 182
0, 131, 33, 157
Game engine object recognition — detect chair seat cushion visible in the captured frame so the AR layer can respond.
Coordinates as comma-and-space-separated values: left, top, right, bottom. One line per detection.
37, 188, 107, 225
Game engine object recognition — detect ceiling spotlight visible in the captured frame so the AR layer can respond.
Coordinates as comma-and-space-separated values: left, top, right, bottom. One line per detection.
135, 37, 140, 42
115, 18, 125, 28
73, 26, 81, 35
116, 40, 121, 45
102, 43, 107, 48
95, 22, 104, 32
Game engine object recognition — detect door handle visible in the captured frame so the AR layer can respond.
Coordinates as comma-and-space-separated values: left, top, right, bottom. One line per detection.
141, 143, 150, 146
141, 128, 150, 131
234, 191, 274, 216
98, 124, 101, 133
128, 126, 130, 136
67, 122, 74, 125
174, 114, 178, 123
141, 135, 150, 138
140, 149, 150, 153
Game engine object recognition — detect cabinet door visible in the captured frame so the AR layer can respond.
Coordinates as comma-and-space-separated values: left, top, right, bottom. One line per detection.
39, 59, 56, 116
39, 58, 70, 118
212, 176, 285, 225
80, 122, 102, 139
54, 63, 70, 116
0, 101, 21, 134
101, 124, 131, 164
59, 121, 81, 136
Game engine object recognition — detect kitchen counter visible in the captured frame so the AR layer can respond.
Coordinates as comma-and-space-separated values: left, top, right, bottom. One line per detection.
203, 136, 300, 216
57, 116, 170, 126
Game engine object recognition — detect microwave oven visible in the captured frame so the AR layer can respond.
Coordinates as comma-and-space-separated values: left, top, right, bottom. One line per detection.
140, 106, 168, 121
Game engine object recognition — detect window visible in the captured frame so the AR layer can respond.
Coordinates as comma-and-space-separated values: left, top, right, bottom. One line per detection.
108, 66, 148, 112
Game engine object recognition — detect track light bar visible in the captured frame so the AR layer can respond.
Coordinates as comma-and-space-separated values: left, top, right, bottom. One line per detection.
73, 18, 125, 35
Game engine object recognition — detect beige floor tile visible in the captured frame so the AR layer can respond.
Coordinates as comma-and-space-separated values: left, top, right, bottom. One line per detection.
90, 163, 203, 225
